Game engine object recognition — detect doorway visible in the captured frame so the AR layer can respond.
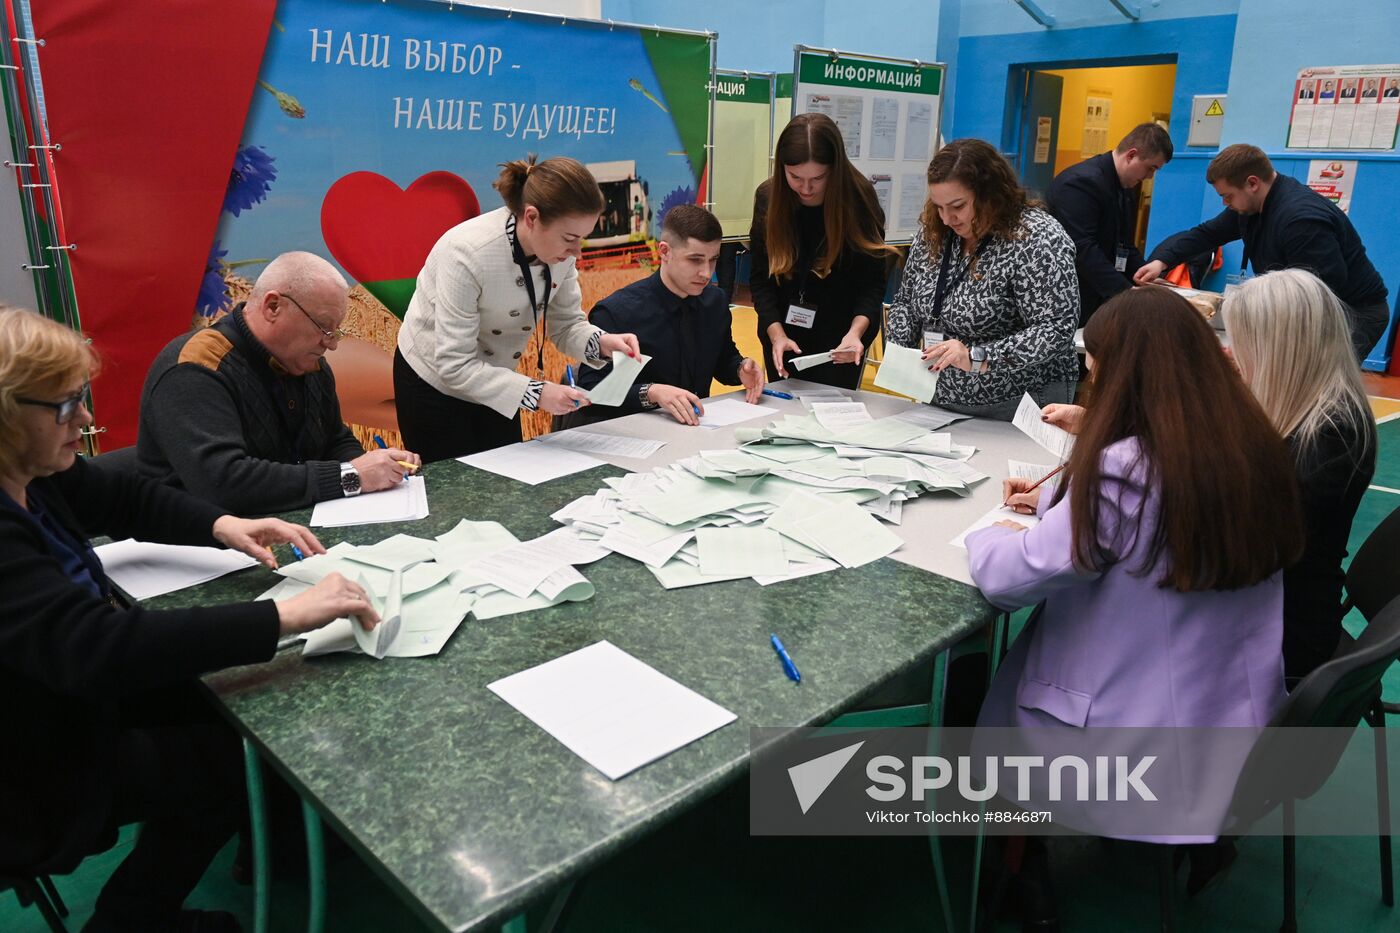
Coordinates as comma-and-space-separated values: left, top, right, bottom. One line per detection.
1011, 60, 1176, 252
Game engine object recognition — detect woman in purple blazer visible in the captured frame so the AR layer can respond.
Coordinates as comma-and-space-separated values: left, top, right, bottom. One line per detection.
967, 288, 1303, 909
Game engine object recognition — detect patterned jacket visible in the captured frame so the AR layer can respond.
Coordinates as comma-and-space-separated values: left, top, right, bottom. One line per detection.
886, 207, 1079, 407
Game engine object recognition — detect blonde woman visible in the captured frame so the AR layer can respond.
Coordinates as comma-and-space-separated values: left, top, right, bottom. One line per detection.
0, 308, 376, 931
1224, 269, 1378, 680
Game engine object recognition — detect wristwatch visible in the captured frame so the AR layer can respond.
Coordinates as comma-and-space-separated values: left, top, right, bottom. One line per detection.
340, 462, 362, 497
969, 345, 989, 370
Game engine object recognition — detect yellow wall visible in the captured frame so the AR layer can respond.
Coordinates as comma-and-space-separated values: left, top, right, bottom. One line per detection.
1042, 64, 1176, 177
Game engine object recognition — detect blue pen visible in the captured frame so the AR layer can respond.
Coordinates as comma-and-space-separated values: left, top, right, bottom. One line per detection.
762, 388, 794, 400
565, 364, 579, 408
373, 433, 412, 481
770, 634, 802, 683
693, 404, 702, 416
290, 544, 305, 562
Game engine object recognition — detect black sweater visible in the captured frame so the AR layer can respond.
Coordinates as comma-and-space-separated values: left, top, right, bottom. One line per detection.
1283, 417, 1376, 680
1148, 174, 1387, 309
748, 180, 888, 388
136, 307, 365, 515
0, 457, 278, 872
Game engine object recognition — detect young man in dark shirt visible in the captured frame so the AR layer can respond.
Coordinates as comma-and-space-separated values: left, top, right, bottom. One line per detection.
576, 205, 764, 425
1046, 122, 1172, 324
1136, 144, 1390, 360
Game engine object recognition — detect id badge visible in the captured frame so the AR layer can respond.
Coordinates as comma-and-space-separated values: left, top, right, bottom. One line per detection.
922, 328, 944, 350
785, 304, 817, 328
1114, 247, 1129, 273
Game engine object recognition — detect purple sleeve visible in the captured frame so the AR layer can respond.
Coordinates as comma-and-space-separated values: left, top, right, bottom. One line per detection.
967, 441, 1146, 610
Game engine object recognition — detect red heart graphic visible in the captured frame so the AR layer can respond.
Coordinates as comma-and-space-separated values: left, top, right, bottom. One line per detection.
320, 170, 480, 291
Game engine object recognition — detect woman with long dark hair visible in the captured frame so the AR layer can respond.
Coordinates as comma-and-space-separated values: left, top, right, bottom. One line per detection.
748, 113, 896, 389
886, 138, 1079, 419
969, 288, 1304, 915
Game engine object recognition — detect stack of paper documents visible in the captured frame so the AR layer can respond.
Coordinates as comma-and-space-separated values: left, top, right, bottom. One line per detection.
264, 521, 604, 659
547, 410, 988, 589
310, 476, 429, 527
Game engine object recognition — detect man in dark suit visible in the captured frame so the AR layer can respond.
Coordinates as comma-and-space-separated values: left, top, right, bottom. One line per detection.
1136, 144, 1390, 360
1046, 122, 1173, 324
576, 205, 764, 425
1385, 84, 1400, 99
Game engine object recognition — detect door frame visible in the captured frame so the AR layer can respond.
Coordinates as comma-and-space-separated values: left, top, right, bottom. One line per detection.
1000, 53, 1178, 164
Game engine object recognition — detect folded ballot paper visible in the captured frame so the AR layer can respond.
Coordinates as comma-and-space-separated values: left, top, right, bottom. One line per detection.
547, 409, 988, 589
264, 523, 603, 659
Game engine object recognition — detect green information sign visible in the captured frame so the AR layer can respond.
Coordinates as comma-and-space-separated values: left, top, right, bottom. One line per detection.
797, 52, 941, 96
713, 74, 771, 105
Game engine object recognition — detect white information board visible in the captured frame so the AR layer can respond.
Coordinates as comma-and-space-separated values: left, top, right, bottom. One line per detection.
792, 47, 945, 243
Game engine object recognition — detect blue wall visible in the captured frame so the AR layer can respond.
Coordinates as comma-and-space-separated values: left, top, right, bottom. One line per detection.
1208, 0, 1400, 365
952, 14, 1238, 252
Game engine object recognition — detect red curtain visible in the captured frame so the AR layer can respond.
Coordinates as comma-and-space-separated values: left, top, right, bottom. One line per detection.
28, 1, 277, 447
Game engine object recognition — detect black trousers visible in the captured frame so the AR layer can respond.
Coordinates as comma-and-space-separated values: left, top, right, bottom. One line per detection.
90, 699, 245, 928
1347, 298, 1392, 362
394, 348, 523, 461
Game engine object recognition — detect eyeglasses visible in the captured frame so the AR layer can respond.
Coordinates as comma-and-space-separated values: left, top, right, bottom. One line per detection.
18, 382, 90, 424
281, 293, 346, 342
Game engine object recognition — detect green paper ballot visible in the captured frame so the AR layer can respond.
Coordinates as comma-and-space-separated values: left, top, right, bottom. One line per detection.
874, 343, 940, 403
585, 350, 653, 407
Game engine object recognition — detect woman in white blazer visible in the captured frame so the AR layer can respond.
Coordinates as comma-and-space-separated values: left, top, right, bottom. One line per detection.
395, 156, 639, 460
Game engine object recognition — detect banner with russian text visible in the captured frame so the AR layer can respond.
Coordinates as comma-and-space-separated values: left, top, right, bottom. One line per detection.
211, 0, 712, 440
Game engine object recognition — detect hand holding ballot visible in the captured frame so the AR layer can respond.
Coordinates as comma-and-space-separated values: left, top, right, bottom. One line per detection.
276, 572, 380, 636
830, 332, 865, 365
1040, 403, 1084, 434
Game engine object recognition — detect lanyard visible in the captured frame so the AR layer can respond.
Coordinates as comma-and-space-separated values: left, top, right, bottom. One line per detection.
932, 235, 991, 322
506, 213, 551, 376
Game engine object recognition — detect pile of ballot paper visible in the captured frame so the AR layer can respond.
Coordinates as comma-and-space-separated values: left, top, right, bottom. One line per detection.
257, 520, 610, 659
548, 403, 989, 588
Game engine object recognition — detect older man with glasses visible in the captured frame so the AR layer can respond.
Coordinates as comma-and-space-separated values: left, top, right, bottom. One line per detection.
136, 251, 420, 513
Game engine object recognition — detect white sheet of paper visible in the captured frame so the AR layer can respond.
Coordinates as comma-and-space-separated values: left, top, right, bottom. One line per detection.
540, 430, 666, 460
352, 570, 401, 659
873, 343, 940, 403
892, 404, 971, 431
694, 397, 776, 427
753, 558, 841, 586
1008, 460, 1057, 482
488, 640, 736, 780
460, 442, 603, 485
790, 350, 834, 371
811, 401, 872, 430
584, 351, 652, 406
310, 476, 429, 527
695, 526, 788, 577
1012, 393, 1075, 460
95, 539, 258, 601
950, 505, 1043, 549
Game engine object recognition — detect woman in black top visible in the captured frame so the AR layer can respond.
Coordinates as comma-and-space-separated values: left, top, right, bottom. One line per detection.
749, 113, 896, 389
1223, 269, 1378, 681
0, 308, 378, 932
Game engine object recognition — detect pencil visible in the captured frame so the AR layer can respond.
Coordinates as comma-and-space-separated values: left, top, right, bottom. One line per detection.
1003, 464, 1064, 509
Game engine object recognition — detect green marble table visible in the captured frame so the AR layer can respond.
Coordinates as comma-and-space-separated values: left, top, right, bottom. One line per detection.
151, 459, 995, 932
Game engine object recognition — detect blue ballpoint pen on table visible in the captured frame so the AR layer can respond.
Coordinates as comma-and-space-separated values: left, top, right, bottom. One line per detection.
762, 388, 793, 400
290, 544, 305, 562
770, 634, 802, 683
565, 363, 579, 407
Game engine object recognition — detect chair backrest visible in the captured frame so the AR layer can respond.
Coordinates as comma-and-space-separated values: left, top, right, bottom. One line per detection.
1346, 501, 1400, 621
1227, 593, 1400, 828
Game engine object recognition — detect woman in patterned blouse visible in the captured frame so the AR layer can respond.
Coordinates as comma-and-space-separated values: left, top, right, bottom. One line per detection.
886, 138, 1080, 420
